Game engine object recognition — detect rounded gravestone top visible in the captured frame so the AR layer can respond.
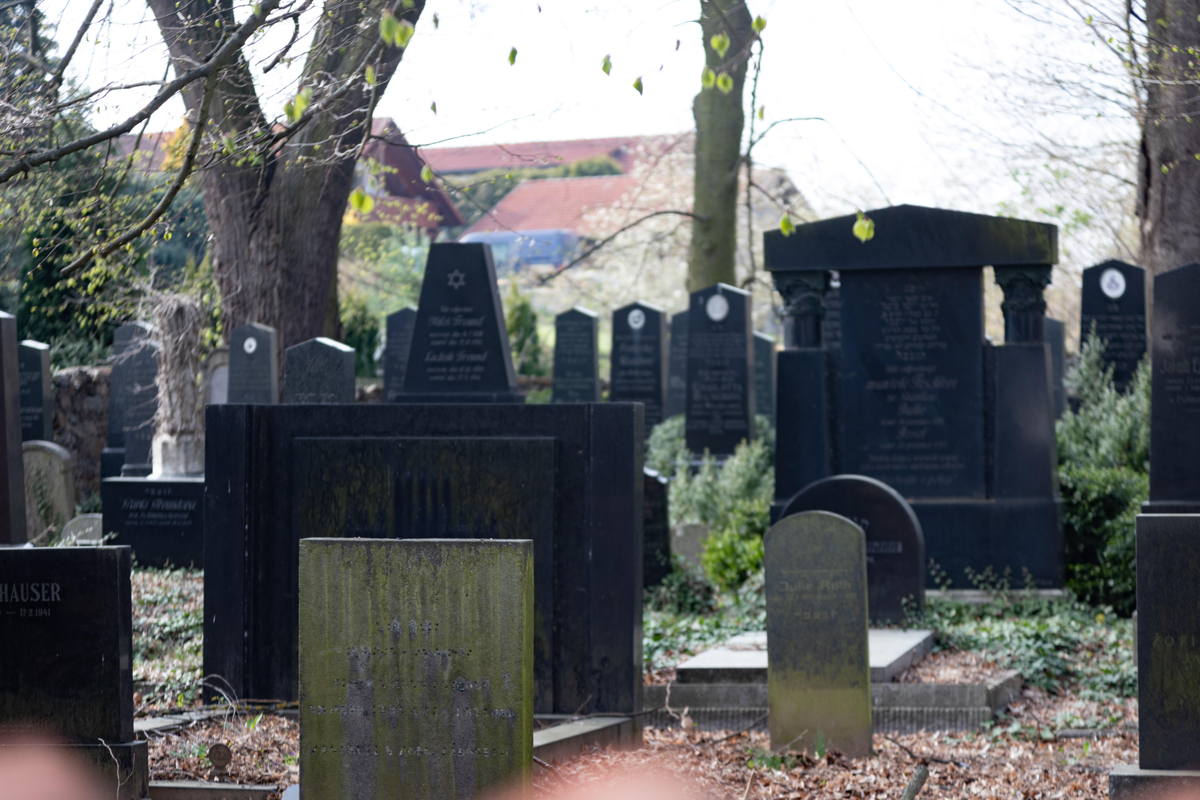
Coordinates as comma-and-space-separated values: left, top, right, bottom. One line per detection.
208, 743, 232, 770
61, 514, 103, 544
781, 474, 925, 624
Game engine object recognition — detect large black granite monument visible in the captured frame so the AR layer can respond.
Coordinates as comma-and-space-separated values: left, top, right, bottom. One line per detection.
685, 283, 754, 457
766, 205, 1062, 586
610, 302, 667, 433
1081, 260, 1146, 393
1, 311, 26, 543
228, 322, 279, 404
18, 339, 52, 441
382, 307, 416, 402
552, 307, 600, 402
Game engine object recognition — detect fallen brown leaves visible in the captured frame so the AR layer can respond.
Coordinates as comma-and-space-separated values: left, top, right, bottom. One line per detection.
146, 712, 298, 788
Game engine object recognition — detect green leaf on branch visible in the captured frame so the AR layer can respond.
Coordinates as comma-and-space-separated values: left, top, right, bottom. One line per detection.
757, 105, 765, 120
430, 101, 438, 114
710, 32, 730, 59
365, 65, 377, 86
701, 67, 716, 89
379, 10, 400, 45
402, 0, 415, 8
601, 54, 612, 75
420, 164, 434, 184
284, 87, 311, 123
716, 72, 733, 94
508, 46, 518, 65
779, 213, 795, 236
395, 19, 415, 48
853, 211, 875, 243
632, 76, 644, 94
432, 13, 439, 28
752, 15, 767, 33
348, 188, 374, 215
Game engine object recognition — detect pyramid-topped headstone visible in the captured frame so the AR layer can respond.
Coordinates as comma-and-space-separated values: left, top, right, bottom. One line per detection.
228, 323, 278, 404
283, 337, 356, 404
400, 243, 521, 402
18, 339, 52, 441
383, 307, 417, 402
552, 307, 599, 402
0, 311, 26, 543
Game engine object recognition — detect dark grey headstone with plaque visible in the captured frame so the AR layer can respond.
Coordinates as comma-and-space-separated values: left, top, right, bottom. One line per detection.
1081, 260, 1146, 393
685, 283, 754, 457
0, 545, 147, 799
228, 323, 279, 404
781, 474, 925, 624
101, 476, 204, 567
765, 510, 871, 757
102, 321, 153, 478
610, 302, 667, 432
383, 308, 417, 402
666, 310, 689, 418
18, 339, 52, 441
400, 243, 522, 403
300, 538, 533, 800
754, 332, 776, 424
283, 337, 356, 404
119, 335, 159, 477
1, 311, 25, 543
552, 307, 600, 403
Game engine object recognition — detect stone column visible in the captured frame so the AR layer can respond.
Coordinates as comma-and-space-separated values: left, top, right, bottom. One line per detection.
994, 265, 1052, 343
774, 272, 829, 349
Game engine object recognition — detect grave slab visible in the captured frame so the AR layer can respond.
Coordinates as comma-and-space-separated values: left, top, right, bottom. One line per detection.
1081, 260, 1146, 393
0, 310, 26, 543
610, 302, 667, 432
18, 339, 52, 441
228, 323, 279, 404
102, 476, 204, 567
282, 337, 356, 404
382, 308, 416, 402
685, 284, 754, 457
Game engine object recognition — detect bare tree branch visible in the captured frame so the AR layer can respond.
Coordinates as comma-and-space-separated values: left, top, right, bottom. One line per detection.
537, 209, 705, 286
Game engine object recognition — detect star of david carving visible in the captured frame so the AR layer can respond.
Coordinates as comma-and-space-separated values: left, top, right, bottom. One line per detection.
447, 269, 466, 290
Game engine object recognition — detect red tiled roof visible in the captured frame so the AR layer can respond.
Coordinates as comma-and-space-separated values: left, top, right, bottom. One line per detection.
420, 135, 653, 174
464, 175, 636, 237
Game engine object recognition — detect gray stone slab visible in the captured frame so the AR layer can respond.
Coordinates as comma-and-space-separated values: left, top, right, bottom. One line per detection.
228, 324, 278, 404
283, 337, 355, 404
533, 716, 640, 768
1110, 766, 1200, 800
18, 339, 52, 441
148, 781, 276, 800
676, 628, 933, 684
23, 439, 75, 542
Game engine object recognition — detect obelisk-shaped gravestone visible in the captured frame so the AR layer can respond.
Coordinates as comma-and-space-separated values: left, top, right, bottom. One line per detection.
552, 307, 600, 402
400, 243, 522, 402
282, 337, 356, 404
765, 510, 871, 758
666, 310, 689, 418
300, 538, 533, 800
18, 340, 52, 441
102, 322, 152, 478
1081, 260, 1146, 393
0, 311, 26, 543
610, 302, 667, 433
383, 307, 417, 402
685, 284, 754, 457
228, 323, 279, 404
754, 332, 776, 424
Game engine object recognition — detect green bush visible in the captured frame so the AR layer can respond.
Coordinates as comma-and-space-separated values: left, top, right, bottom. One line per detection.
646, 414, 688, 476
340, 291, 380, 377
701, 507, 766, 591
503, 281, 547, 377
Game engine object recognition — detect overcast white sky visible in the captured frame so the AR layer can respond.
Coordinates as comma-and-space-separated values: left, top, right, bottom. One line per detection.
40, 0, 1129, 226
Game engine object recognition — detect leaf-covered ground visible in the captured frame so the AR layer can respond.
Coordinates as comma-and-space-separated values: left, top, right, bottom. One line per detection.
132, 566, 204, 711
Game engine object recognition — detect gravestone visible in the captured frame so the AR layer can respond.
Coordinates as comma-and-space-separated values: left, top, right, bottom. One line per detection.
1081, 260, 1146, 393
400, 243, 522, 402
610, 302, 667, 433
383, 308, 417, 402
552, 307, 600, 402
119, 334, 159, 477
1146, 263, 1200, 514
228, 323, 279, 404
101, 322, 153, 478
23, 441, 75, 543
1045, 317, 1066, 418
643, 468, 671, 588
666, 310, 689, 418
101, 477, 204, 567
765, 205, 1061, 586
299, 538, 533, 800
204, 348, 230, 405
685, 284, 754, 457
0, 311, 25, 543
18, 339, 52, 441
204, 402, 643, 715
62, 513, 104, 544
283, 337, 356, 404
0, 546, 147, 799
754, 332, 776, 424
781, 474, 924, 624
765, 511, 871, 757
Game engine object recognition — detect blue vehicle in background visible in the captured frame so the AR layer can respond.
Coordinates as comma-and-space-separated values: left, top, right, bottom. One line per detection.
459, 229, 581, 273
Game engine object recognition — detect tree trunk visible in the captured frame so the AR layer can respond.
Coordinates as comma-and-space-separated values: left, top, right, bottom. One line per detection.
1138, 0, 1200, 278
688, 0, 754, 293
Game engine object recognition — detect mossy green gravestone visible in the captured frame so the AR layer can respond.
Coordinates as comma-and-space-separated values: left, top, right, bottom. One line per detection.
299, 538, 533, 800
765, 510, 871, 758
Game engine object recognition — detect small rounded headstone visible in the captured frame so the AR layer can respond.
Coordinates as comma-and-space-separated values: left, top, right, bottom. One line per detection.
61, 514, 103, 545
208, 743, 232, 771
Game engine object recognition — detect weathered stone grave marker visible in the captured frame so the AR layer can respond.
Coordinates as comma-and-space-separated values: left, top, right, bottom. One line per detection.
666, 309, 689, 418
552, 307, 600, 402
204, 347, 230, 405
283, 337, 356, 404
0, 545, 147, 799
781, 474, 924, 624
299, 538, 533, 800
765, 510, 871, 757
101, 322, 152, 478
23, 441, 75, 542
610, 302, 667, 433
1081, 260, 1145, 393
383, 307, 417, 402
754, 332, 776, 424
18, 339, 52, 441
228, 323, 279, 404
118, 329, 159, 477
685, 283, 754, 457
0, 310, 25, 543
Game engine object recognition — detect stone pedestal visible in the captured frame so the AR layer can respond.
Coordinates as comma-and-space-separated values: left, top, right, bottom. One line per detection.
101, 477, 204, 567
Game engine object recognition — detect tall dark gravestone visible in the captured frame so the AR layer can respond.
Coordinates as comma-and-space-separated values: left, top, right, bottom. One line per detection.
643, 468, 671, 588
685, 284, 754, 457
1045, 317, 1067, 418
282, 337, 356, 404
1081, 260, 1146, 393
781, 474, 925, 624
300, 539, 533, 800
119, 331, 159, 478
766, 205, 1062, 586
1, 311, 26, 543
552, 307, 600, 402
0, 546, 147, 799
400, 243, 522, 402
101, 322, 152, 478
18, 339, 52, 441
610, 302, 667, 433
228, 322, 279, 404
203, 402, 643, 715
754, 332, 776, 424
666, 310, 689, 418
765, 511, 871, 758
383, 307, 416, 402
